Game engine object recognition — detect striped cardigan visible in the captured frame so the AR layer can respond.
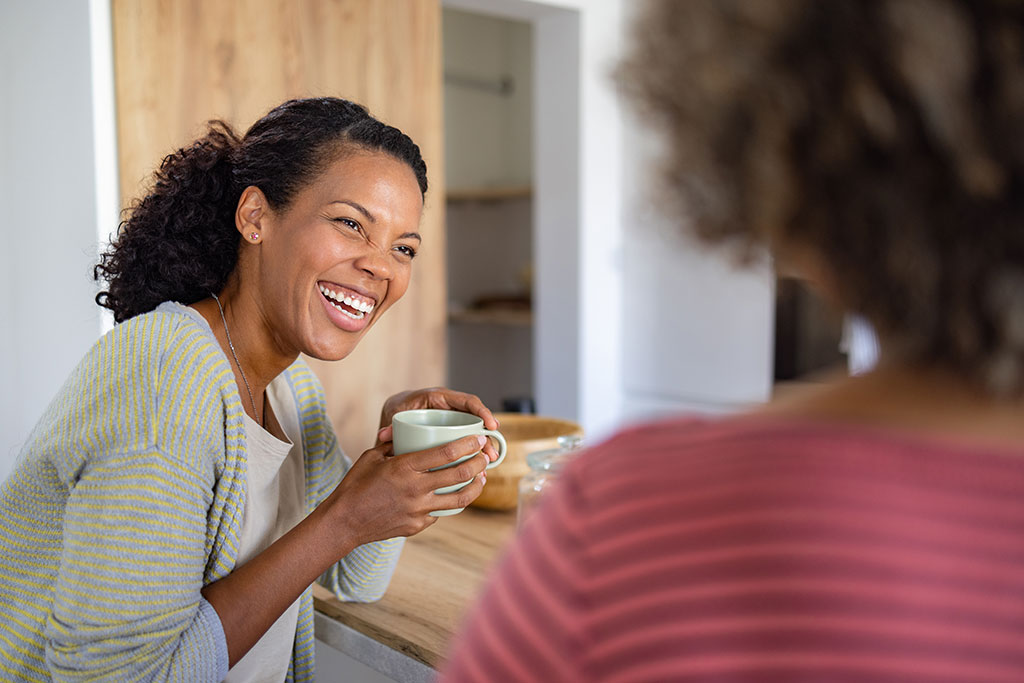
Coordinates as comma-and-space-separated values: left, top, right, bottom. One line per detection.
0, 302, 404, 682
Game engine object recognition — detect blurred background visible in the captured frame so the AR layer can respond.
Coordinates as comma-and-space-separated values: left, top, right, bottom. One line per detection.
0, 0, 845, 497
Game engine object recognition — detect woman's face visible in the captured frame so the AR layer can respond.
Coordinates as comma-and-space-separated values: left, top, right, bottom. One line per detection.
252, 150, 424, 361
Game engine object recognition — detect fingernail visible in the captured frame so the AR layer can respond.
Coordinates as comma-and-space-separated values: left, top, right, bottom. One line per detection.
481, 472, 487, 484
476, 435, 487, 447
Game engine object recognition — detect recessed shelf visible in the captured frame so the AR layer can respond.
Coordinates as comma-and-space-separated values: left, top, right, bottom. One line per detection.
446, 186, 532, 203
448, 308, 533, 326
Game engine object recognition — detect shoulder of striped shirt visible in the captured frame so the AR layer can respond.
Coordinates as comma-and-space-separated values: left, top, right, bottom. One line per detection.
560, 415, 782, 500
583, 414, 807, 464
570, 416, 713, 469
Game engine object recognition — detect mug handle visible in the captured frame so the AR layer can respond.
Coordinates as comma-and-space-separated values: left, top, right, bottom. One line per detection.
481, 429, 507, 469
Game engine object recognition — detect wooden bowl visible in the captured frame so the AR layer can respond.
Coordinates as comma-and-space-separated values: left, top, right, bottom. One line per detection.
471, 413, 583, 511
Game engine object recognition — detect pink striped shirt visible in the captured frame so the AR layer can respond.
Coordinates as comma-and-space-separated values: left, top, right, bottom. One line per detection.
439, 417, 1024, 682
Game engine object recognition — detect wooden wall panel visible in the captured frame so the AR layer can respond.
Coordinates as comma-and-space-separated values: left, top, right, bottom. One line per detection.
113, 0, 446, 457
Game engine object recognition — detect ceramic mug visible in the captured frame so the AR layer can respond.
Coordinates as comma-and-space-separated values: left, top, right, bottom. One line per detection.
392, 409, 507, 516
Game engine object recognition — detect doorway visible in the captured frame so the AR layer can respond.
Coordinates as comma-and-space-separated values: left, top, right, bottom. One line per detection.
443, 7, 535, 413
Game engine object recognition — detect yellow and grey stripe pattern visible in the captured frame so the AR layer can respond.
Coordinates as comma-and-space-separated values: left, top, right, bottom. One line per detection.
0, 303, 403, 682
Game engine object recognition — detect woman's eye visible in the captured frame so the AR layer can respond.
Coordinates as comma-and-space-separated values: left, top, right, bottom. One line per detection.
333, 217, 361, 232
394, 245, 417, 259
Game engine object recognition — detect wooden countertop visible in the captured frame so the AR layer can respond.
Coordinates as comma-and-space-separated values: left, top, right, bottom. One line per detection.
313, 507, 518, 670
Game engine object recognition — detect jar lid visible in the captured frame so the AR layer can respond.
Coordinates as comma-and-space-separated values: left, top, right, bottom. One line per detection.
527, 435, 583, 472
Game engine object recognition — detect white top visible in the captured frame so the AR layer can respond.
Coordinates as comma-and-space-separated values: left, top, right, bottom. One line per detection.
223, 376, 307, 683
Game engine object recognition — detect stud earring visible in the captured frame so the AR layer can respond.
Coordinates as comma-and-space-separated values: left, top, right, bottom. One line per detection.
249, 232, 260, 242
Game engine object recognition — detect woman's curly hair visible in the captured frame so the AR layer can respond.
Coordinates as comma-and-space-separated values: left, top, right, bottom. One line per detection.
95, 97, 428, 323
620, 0, 1024, 395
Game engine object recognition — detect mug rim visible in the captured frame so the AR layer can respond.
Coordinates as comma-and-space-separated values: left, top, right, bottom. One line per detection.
392, 408, 483, 428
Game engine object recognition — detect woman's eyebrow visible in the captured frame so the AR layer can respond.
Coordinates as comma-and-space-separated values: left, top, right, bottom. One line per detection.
329, 200, 375, 223
400, 232, 422, 242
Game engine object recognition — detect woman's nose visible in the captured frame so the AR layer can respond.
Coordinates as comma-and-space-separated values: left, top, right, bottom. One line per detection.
353, 246, 393, 280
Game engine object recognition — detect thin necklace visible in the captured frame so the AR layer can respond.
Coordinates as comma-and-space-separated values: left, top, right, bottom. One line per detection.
211, 292, 261, 427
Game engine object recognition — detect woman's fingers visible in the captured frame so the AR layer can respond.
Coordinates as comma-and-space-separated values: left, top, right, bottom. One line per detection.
481, 438, 499, 463
332, 434, 491, 541
424, 451, 489, 490
429, 472, 486, 513
380, 388, 500, 437
351, 441, 393, 465
437, 391, 499, 430
404, 435, 487, 473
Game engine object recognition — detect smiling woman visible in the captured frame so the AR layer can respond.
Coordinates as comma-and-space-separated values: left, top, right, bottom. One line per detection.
222, 151, 424, 363
0, 98, 500, 683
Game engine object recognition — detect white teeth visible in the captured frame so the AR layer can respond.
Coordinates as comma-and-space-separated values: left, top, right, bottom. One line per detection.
328, 299, 365, 319
319, 284, 375, 315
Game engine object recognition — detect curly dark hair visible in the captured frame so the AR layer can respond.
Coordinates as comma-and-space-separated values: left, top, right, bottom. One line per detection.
95, 97, 428, 323
620, 0, 1024, 395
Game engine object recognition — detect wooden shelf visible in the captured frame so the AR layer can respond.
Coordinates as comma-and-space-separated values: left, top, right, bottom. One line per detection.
445, 186, 532, 203
448, 308, 533, 326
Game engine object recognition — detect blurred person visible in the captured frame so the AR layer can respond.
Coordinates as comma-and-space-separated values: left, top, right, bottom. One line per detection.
0, 97, 500, 682
440, 1, 1024, 681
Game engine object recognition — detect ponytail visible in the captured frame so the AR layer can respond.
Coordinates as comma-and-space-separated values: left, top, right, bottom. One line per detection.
95, 122, 242, 323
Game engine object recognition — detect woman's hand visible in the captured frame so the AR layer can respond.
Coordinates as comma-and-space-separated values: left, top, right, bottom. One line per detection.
203, 435, 487, 667
376, 387, 501, 463
321, 435, 490, 549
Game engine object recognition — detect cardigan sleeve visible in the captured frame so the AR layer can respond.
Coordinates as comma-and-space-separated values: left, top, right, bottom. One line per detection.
315, 427, 405, 602
40, 312, 233, 681
285, 361, 405, 603
44, 449, 228, 682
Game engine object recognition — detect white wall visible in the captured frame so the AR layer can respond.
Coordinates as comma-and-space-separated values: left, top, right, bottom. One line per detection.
614, 0, 774, 420
619, 119, 775, 423
0, 0, 113, 479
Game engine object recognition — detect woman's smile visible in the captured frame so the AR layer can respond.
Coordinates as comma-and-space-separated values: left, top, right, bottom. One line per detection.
252, 151, 423, 361
317, 281, 377, 331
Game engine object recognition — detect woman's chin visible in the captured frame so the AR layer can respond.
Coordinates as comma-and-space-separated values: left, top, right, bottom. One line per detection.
302, 330, 367, 362
304, 343, 357, 363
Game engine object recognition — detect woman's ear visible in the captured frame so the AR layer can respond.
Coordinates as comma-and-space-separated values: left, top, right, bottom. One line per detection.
236, 186, 268, 244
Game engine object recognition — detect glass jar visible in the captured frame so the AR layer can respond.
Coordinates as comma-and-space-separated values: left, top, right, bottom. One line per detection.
517, 435, 583, 528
